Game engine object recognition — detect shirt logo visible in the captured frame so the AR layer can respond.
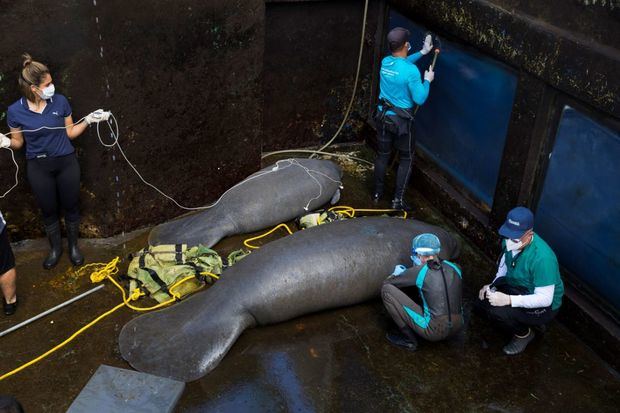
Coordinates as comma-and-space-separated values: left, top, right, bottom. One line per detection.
52, 111, 60, 116
508, 218, 520, 226
381, 68, 399, 77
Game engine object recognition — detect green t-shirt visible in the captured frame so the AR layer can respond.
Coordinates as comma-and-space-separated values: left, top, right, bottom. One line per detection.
504, 234, 564, 310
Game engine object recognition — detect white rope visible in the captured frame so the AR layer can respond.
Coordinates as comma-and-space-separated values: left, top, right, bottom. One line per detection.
0, 148, 18, 199
262, 0, 370, 162
0, 0, 369, 206
1, 116, 90, 199
1, 115, 344, 211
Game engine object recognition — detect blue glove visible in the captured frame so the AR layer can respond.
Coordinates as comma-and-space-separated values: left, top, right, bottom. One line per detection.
392, 265, 407, 276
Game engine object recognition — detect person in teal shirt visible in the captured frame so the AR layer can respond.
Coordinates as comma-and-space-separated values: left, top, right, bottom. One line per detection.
477, 207, 564, 355
373, 27, 434, 211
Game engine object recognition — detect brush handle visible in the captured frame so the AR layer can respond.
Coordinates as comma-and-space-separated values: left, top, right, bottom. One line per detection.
431, 49, 440, 70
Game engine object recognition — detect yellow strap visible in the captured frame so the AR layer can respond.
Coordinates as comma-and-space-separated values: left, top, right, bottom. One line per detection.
0, 256, 214, 381
329, 205, 407, 219
0, 302, 126, 381
243, 223, 293, 249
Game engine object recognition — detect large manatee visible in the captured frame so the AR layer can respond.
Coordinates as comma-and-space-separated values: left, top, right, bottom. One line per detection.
148, 158, 343, 247
120, 217, 460, 382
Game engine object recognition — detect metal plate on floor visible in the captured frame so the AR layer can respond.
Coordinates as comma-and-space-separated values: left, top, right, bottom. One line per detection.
66, 365, 185, 413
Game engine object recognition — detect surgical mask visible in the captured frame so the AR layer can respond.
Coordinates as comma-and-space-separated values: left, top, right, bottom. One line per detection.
37, 84, 55, 100
505, 238, 523, 252
411, 254, 422, 266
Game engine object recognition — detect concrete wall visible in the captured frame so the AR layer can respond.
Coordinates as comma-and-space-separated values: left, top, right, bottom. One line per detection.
0, 0, 377, 239
263, 0, 379, 151
0, 0, 264, 239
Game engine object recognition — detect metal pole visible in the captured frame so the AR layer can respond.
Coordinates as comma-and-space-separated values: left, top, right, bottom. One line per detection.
414, 47, 441, 116
0, 284, 105, 338
430, 48, 440, 70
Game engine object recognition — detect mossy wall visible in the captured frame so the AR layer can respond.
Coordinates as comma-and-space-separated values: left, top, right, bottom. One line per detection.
0, 0, 264, 239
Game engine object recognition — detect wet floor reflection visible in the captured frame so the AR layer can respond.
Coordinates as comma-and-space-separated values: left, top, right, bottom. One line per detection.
2, 149, 619, 412
178, 299, 619, 412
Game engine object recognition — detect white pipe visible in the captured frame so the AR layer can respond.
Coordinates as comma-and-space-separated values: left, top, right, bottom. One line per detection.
0, 284, 105, 338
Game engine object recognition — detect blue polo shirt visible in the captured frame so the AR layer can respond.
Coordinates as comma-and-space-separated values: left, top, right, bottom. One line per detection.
7, 94, 74, 160
378, 52, 430, 115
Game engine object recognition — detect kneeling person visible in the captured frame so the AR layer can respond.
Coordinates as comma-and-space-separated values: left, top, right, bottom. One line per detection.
382, 233, 463, 351
477, 206, 564, 355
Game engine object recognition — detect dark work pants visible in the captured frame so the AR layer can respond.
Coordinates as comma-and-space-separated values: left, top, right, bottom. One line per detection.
373, 125, 414, 200
0, 228, 16, 275
27, 153, 81, 226
382, 283, 463, 342
476, 280, 558, 336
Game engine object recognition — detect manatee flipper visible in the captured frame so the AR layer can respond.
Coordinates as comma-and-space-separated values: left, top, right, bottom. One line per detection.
119, 289, 255, 382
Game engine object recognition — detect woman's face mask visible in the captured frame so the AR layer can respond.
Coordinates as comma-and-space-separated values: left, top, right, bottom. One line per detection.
411, 254, 422, 266
37, 83, 55, 100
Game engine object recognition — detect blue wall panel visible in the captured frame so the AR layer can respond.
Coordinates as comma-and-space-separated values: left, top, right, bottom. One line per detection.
535, 106, 620, 313
388, 11, 517, 206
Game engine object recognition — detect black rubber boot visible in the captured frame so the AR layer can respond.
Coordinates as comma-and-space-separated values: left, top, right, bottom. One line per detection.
66, 219, 84, 266
503, 329, 535, 355
4, 298, 18, 316
386, 329, 418, 352
391, 198, 412, 212
43, 221, 63, 270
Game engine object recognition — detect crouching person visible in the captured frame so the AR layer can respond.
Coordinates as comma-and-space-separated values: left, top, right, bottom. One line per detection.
382, 233, 463, 351
477, 207, 564, 355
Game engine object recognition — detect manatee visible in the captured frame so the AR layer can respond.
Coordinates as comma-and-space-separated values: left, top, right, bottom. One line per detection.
120, 216, 460, 382
148, 158, 343, 247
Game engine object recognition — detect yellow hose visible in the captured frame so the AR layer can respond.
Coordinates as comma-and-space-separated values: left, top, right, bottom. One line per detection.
243, 223, 293, 249
242, 206, 407, 250
0, 256, 214, 381
0, 301, 126, 381
328, 205, 408, 219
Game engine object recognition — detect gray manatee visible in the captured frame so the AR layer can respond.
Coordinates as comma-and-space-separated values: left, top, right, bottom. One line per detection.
148, 158, 343, 247
120, 216, 460, 382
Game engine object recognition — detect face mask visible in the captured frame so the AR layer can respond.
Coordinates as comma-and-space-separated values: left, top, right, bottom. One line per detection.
505, 238, 523, 252
411, 254, 422, 266
37, 84, 55, 100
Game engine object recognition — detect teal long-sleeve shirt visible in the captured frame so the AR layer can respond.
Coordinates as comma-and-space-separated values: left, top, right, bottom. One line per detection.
378, 52, 430, 114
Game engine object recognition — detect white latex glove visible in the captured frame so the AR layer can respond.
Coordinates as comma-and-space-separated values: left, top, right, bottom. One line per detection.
392, 265, 407, 276
488, 291, 511, 307
0, 134, 11, 149
420, 34, 433, 55
85, 109, 111, 125
424, 67, 435, 83
478, 284, 491, 301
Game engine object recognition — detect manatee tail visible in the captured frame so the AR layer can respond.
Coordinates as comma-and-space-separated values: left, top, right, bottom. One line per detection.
148, 209, 232, 248
118, 290, 254, 382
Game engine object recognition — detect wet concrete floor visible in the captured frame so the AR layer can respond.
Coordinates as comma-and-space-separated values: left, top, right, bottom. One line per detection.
1, 147, 619, 412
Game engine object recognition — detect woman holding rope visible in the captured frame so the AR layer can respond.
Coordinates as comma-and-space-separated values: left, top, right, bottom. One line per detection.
0, 53, 107, 269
